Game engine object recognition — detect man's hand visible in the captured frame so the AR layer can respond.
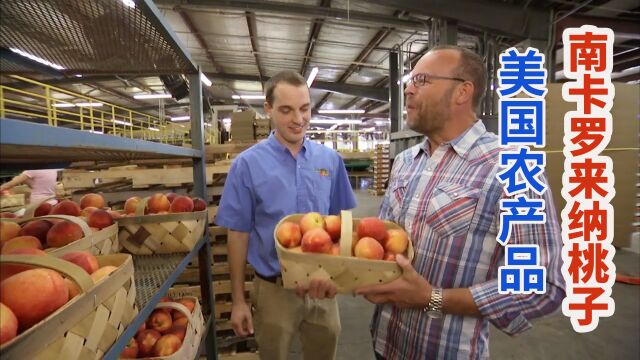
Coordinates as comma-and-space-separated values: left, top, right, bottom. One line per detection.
355, 254, 432, 308
230, 301, 254, 336
295, 278, 338, 299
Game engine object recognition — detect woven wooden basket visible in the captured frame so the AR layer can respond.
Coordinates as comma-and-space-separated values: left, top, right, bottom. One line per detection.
137, 296, 205, 360
0, 253, 138, 360
17, 214, 120, 256
116, 197, 207, 255
275, 210, 414, 293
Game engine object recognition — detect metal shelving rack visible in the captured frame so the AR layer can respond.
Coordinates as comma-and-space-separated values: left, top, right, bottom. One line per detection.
0, 0, 217, 359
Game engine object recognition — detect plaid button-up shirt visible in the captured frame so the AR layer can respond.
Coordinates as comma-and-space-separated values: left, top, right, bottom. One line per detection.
372, 121, 565, 359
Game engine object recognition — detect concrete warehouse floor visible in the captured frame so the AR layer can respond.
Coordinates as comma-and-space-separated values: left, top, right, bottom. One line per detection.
288, 189, 640, 360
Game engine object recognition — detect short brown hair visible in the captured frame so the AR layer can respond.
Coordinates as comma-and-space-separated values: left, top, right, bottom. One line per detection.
430, 45, 487, 110
264, 70, 307, 106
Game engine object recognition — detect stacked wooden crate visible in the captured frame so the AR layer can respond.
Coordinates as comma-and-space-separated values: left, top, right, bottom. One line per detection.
231, 111, 257, 143
369, 144, 390, 196
254, 117, 271, 141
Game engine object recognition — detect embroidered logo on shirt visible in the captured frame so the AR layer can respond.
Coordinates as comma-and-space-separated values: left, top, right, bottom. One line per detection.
317, 168, 330, 177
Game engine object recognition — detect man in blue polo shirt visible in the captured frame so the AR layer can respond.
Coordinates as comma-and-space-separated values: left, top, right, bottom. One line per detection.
215, 70, 357, 360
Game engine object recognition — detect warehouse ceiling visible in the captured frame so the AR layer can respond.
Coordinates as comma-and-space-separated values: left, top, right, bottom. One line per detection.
0, 0, 638, 129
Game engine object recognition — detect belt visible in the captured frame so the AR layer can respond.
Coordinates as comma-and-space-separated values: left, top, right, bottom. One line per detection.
255, 272, 282, 284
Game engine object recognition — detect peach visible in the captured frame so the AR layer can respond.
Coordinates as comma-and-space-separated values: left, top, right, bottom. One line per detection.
354, 236, 384, 260
147, 309, 173, 333
91, 265, 118, 283
80, 206, 98, 217
299, 212, 324, 234
124, 197, 141, 215
172, 317, 188, 327
87, 209, 114, 230
137, 322, 147, 335
165, 324, 187, 342
192, 197, 207, 212
357, 217, 388, 244
107, 210, 122, 219
352, 231, 359, 254
148, 193, 170, 214
50, 200, 81, 216
2, 235, 42, 254
136, 329, 161, 357
60, 251, 99, 274
79, 193, 105, 210
46, 221, 84, 248
0, 212, 17, 219
169, 196, 194, 213
0, 221, 21, 248
18, 219, 53, 245
276, 221, 302, 248
330, 243, 340, 256
1, 269, 69, 330
119, 337, 139, 359
324, 215, 341, 242
383, 253, 396, 262
0, 303, 18, 345
34, 202, 53, 217
152, 334, 182, 357
301, 228, 332, 254
64, 278, 82, 299
0, 247, 47, 282
385, 228, 409, 254
172, 298, 195, 320
166, 192, 178, 203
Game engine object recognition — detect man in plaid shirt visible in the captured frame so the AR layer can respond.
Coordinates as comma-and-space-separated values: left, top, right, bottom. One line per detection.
356, 45, 565, 359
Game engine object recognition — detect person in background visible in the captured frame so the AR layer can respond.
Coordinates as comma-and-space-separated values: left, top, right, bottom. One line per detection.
0, 169, 59, 205
215, 70, 357, 360
356, 45, 564, 359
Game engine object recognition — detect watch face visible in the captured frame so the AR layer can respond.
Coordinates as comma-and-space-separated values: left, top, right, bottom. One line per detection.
427, 310, 442, 319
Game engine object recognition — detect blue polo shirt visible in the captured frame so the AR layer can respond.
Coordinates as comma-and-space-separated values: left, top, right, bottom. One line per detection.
215, 133, 357, 277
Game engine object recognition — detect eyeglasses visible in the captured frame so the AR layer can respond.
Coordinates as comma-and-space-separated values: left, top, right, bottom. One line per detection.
407, 72, 466, 87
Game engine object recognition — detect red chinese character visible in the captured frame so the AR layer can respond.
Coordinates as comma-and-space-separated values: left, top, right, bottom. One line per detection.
568, 242, 584, 283
568, 201, 584, 241
570, 116, 606, 156
568, 286, 610, 327
567, 74, 608, 114
568, 159, 608, 199
568, 32, 608, 73
581, 242, 610, 283
584, 201, 607, 241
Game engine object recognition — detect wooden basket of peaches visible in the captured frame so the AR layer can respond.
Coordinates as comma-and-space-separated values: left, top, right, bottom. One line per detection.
0, 251, 137, 359
115, 193, 208, 255
0, 194, 121, 257
274, 210, 414, 293
116, 296, 204, 359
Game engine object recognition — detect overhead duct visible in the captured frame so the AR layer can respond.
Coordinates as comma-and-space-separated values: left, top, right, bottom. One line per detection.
160, 74, 189, 100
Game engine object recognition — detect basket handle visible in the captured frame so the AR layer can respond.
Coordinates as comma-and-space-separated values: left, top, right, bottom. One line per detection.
22, 195, 56, 219
0, 254, 94, 292
156, 301, 195, 325
26, 214, 93, 237
135, 197, 150, 216
339, 210, 353, 257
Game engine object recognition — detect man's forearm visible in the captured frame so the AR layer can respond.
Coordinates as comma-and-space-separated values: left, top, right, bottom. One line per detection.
443, 288, 481, 316
227, 230, 250, 305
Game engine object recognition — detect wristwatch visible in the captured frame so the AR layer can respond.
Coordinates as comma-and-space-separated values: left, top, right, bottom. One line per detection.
424, 287, 443, 319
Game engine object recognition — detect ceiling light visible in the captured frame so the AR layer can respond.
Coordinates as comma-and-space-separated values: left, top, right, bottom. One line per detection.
310, 119, 362, 125
232, 94, 265, 100
113, 119, 133, 126
149, 127, 160, 132
76, 102, 103, 107
307, 67, 319, 87
171, 116, 190, 121
200, 74, 212, 87
52, 103, 75, 108
134, 93, 172, 99
121, 0, 135, 8
89, 130, 103, 134
318, 109, 365, 114
10, 48, 65, 70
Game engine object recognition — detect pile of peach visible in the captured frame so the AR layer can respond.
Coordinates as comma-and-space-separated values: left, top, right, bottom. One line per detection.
276, 213, 409, 261
120, 297, 196, 358
0, 251, 118, 346
119, 193, 207, 216
0, 194, 116, 253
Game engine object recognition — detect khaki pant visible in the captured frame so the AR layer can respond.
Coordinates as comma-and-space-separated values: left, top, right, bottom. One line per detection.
251, 276, 341, 360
